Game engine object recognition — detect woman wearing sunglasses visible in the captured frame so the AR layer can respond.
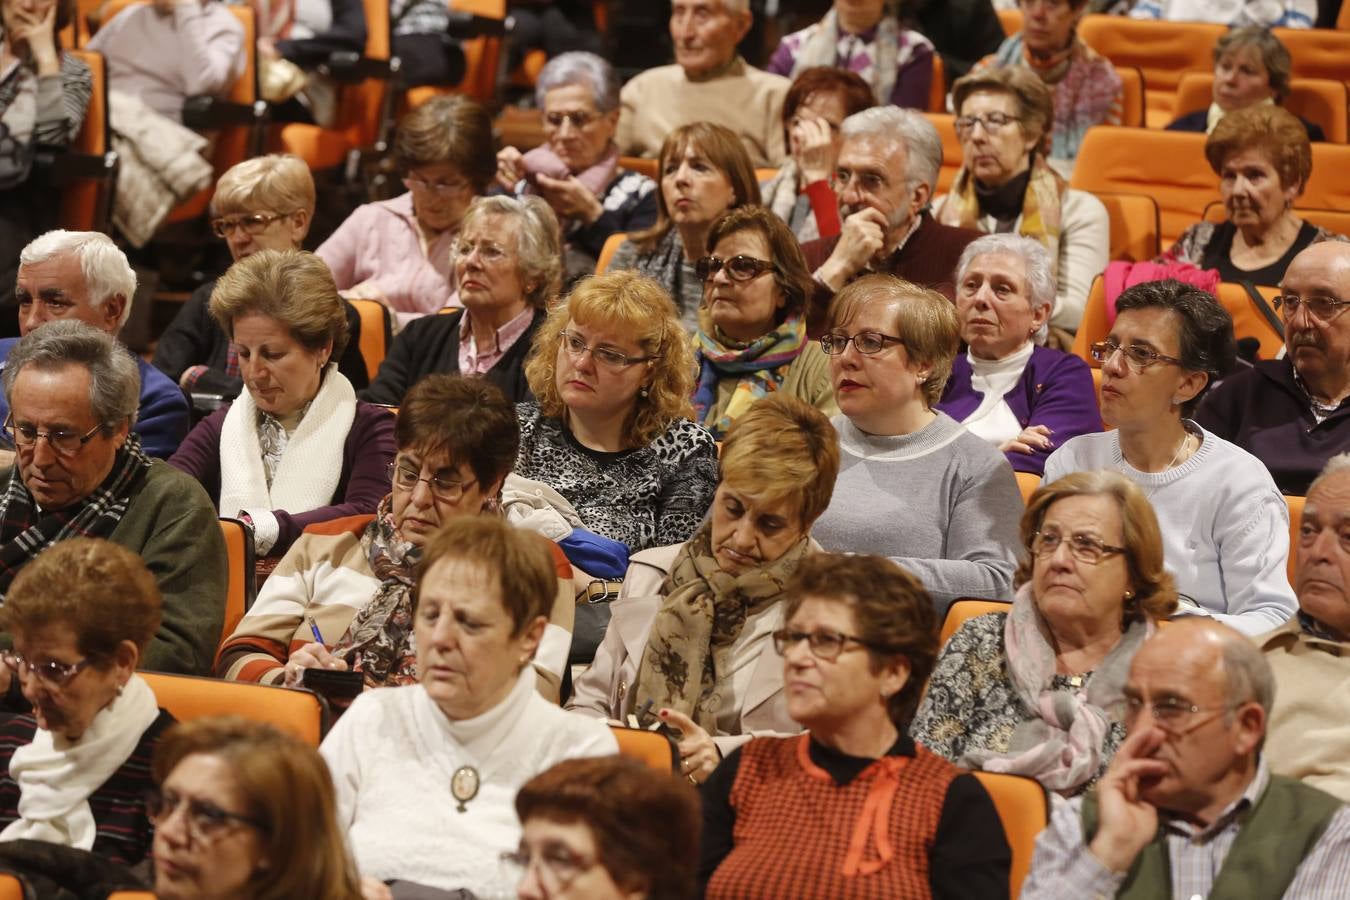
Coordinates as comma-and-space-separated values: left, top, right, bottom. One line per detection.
1043, 279, 1297, 635
693, 206, 837, 440
149, 716, 370, 900
515, 271, 717, 552
811, 274, 1023, 607
0, 539, 171, 868
912, 471, 1177, 797
700, 552, 1010, 898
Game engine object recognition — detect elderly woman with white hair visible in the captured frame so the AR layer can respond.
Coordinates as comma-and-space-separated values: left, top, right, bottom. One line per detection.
495, 51, 657, 280
937, 233, 1100, 476
359, 195, 562, 407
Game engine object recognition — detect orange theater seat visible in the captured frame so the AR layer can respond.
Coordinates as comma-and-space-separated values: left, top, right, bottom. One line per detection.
218, 517, 256, 643
1094, 192, 1161, 262
610, 725, 679, 772
1015, 472, 1041, 505
57, 49, 116, 233
140, 672, 329, 746
596, 232, 627, 274
450, 0, 506, 102
1076, 15, 1226, 126
1173, 74, 1348, 143
1274, 28, 1350, 84
348, 299, 392, 382
1286, 494, 1304, 586
1116, 65, 1146, 127
972, 772, 1049, 900
928, 53, 946, 112
996, 8, 1023, 36
1302, 143, 1350, 213
619, 155, 657, 179
940, 599, 1011, 648
923, 112, 962, 195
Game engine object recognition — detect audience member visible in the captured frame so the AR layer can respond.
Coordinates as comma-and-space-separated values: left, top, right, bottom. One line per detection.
767, 0, 935, 108
150, 716, 367, 900
802, 107, 982, 333
515, 271, 718, 552
86, 0, 244, 122
608, 122, 759, 334
1021, 620, 1350, 898
934, 67, 1109, 332
1, 231, 190, 459
913, 471, 1178, 795
693, 207, 837, 439
700, 552, 1011, 898
938, 234, 1100, 475
569, 395, 839, 764
0, 0, 92, 329
759, 67, 874, 244
1044, 279, 1297, 634
616, 0, 789, 168
812, 275, 1023, 607
898, 0, 1006, 83
320, 517, 617, 896
975, 0, 1121, 173
317, 95, 494, 326
1129, 0, 1314, 29
1259, 454, 1350, 801
1166, 105, 1347, 288
360, 196, 559, 407
507, 1, 603, 71
509, 756, 700, 900
0, 321, 225, 674
0, 539, 171, 867
217, 375, 574, 700
152, 155, 368, 398
496, 52, 657, 281
1197, 243, 1350, 495
1166, 27, 1324, 141
388, 0, 464, 87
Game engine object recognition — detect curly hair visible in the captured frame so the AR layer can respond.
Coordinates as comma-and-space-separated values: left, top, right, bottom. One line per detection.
524, 271, 695, 447
1205, 103, 1311, 194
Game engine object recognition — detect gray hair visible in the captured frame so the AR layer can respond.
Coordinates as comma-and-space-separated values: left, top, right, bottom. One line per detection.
839, 106, 942, 195
459, 195, 563, 308
1219, 626, 1276, 720
2, 320, 140, 428
1214, 26, 1292, 103
955, 234, 1057, 313
1308, 452, 1350, 496
534, 51, 619, 114
18, 231, 137, 330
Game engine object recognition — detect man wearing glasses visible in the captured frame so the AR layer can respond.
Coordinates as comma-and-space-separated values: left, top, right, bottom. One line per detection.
1197, 243, 1350, 495
0, 230, 189, 461
0, 321, 225, 681
1021, 619, 1350, 899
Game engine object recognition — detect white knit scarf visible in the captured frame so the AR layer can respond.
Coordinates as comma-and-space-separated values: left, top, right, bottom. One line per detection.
0, 674, 158, 850
218, 365, 356, 519
789, 10, 908, 106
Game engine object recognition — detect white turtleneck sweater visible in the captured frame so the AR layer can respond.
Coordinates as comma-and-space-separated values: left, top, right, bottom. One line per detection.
321, 670, 618, 894
961, 342, 1035, 446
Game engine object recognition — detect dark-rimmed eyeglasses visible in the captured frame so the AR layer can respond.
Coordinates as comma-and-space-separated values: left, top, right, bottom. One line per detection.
0, 650, 94, 687
388, 462, 476, 503
954, 111, 1018, 138
146, 788, 267, 844
210, 211, 294, 238
543, 110, 600, 130
1089, 339, 1184, 373
1274, 294, 1350, 323
559, 331, 656, 370
4, 417, 105, 454
771, 628, 892, 661
819, 331, 906, 356
695, 255, 776, 283
1030, 530, 1127, 566
500, 843, 601, 892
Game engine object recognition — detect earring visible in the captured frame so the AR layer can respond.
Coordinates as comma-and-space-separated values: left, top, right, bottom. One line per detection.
1124, 591, 1134, 601
639, 386, 649, 399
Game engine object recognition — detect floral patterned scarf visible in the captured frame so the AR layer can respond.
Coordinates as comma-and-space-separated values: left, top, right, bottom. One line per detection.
692, 310, 807, 440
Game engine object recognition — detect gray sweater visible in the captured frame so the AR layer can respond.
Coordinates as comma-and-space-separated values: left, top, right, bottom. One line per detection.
811, 412, 1023, 610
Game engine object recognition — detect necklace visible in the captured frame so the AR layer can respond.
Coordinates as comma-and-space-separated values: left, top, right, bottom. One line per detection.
1161, 431, 1192, 472
1121, 430, 1193, 495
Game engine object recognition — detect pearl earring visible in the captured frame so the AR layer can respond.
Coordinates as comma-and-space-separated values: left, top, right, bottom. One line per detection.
639, 386, 650, 399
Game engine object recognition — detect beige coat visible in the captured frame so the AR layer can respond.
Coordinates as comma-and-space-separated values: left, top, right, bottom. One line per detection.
1260, 616, 1350, 802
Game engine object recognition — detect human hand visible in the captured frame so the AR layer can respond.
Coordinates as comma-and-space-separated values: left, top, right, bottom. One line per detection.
1088, 726, 1169, 873
791, 111, 837, 186
659, 707, 720, 784
11, 0, 58, 73
1000, 425, 1054, 456
535, 172, 604, 224
817, 207, 888, 290
0, 449, 15, 470
341, 282, 388, 304
495, 146, 526, 192
283, 642, 349, 688
359, 876, 393, 900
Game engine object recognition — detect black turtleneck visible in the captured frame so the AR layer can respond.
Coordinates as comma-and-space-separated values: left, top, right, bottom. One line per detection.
975, 167, 1032, 231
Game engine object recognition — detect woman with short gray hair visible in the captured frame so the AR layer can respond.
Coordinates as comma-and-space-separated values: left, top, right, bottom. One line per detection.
494, 51, 657, 280
937, 233, 1100, 476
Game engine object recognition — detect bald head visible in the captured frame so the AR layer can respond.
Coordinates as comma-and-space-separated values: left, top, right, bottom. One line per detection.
1133, 619, 1274, 716
1282, 241, 1350, 402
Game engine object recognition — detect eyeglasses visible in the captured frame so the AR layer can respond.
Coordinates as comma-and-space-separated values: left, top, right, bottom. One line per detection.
831, 167, 890, 195
559, 330, 656, 370
1274, 293, 1350, 323
695, 255, 776, 283
772, 628, 892, 661
1030, 530, 1127, 566
954, 111, 1018, 138
0, 650, 94, 687
500, 843, 599, 893
1109, 695, 1234, 732
210, 211, 294, 238
454, 239, 509, 264
543, 110, 600, 130
388, 462, 476, 503
819, 331, 906, 356
402, 175, 472, 196
146, 788, 266, 844
1089, 339, 1184, 373
5, 417, 105, 454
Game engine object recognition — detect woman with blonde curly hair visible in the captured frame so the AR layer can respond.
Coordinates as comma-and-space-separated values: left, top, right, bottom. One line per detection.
514, 270, 716, 551
911, 470, 1179, 797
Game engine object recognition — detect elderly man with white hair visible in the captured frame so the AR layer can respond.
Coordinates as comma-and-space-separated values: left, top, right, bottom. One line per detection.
1, 231, 190, 459
937, 233, 1100, 476
801, 106, 983, 333
615, 0, 789, 168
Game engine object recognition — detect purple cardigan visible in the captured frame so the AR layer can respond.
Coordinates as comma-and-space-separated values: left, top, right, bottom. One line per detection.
167, 400, 395, 556
938, 345, 1101, 476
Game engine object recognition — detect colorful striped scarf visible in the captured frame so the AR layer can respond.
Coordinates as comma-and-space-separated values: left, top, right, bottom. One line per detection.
693, 312, 807, 440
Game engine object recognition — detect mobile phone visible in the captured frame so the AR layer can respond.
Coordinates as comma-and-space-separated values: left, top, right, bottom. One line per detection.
297, 667, 364, 703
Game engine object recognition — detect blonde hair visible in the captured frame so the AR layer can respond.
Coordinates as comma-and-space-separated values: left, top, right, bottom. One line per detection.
209, 250, 350, 361
525, 271, 695, 447
719, 395, 839, 528
211, 154, 316, 219
827, 274, 959, 408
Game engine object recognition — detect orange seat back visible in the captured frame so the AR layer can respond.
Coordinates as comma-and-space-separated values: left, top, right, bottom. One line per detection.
596, 232, 627, 274
940, 599, 1012, 648
754, 167, 779, 183
59, 49, 111, 232
1302, 143, 1350, 213
1274, 28, 1350, 83
348, 299, 391, 382
141, 672, 328, 746
610, 725, 678, 772
1014, 472, 1041, 505
451, 0, 506, 102
923, 112, 962, 196
972, 772, 1050, 900
619, 155, 657, 179
997, 8, 1023, 36
218, 517, 255, 643
1175, 74, 1349, 143
1094, 191, 1161, 262
1286, 494, 1305, 586
927, 53, 946, 112
1076, 15, 1226, 122
1116, 65, 1146, 127
1339, 0, 1350, 28
0, 875, 21, 900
